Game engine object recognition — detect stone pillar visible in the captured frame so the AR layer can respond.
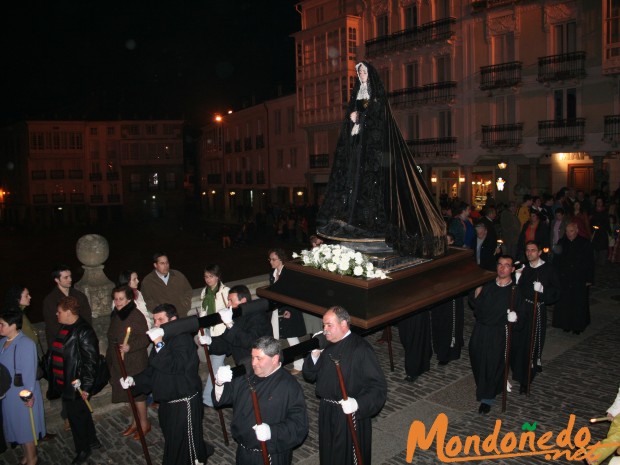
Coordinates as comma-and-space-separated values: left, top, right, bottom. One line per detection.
74, 234, 114, 319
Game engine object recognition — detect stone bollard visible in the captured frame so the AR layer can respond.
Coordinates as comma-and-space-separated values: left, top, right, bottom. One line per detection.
74, 234, 114, 352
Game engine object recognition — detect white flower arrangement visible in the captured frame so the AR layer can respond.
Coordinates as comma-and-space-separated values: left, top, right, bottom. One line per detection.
292, 244, 389, 280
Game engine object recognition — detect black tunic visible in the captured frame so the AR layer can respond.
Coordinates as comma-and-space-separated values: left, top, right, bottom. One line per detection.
469, 282, 523, 401
269, 268, 306, 338
132, 333, 207, 465
398, 310, 432, 377
302, 332, 387, 465
552, 235, 595, 332
512, 261, 560, 385
431, 298, 465, 363
214, 367, 308, 465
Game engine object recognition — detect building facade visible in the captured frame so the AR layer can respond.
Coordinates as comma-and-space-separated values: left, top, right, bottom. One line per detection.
0, 119, 185, 226
293, 0, 620, 208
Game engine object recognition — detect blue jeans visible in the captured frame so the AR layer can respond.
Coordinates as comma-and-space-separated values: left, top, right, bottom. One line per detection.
203, 353, 226, 407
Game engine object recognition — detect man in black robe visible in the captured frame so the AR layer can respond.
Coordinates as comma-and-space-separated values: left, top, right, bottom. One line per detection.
213, 336, 308, 464
121, 303, 210, 465
209, 285, 273, 371
512, 240, 561, 392
552, 222, 595, 334
398, 310, 433, 382
303, 306, 387, 465
469, 256, 523, 414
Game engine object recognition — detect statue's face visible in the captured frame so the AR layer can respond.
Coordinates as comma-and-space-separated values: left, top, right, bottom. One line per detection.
358, 65, 368, 83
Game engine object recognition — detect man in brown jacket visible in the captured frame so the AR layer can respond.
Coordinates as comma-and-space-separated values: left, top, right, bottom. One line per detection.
141, 253, 193, 318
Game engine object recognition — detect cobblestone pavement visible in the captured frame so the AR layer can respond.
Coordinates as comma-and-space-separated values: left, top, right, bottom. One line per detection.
2, 261, 619, 465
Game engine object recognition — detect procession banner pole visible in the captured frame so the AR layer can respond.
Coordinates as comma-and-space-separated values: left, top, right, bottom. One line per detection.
115, 343, 152, 465
331, 356, 364, 465
247, 377, 270, 465
200, 328, 229, 445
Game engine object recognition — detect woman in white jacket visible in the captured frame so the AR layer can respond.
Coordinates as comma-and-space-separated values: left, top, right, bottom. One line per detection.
198, 264, 230, 407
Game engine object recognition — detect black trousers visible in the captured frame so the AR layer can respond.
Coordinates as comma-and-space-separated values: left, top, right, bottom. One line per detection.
64, 397, 97, 454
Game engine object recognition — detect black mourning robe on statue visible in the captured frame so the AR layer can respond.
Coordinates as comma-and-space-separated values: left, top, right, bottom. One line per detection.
552, 235, 595, 332
132, 333, 208, 465
511, 261, 560, 386
316, 61, 446, 258
302, 332, 387, 465
469, 282, 523, 401
431, 298, 465, 363
213, 367, 308, 465
398, 310, 433, 377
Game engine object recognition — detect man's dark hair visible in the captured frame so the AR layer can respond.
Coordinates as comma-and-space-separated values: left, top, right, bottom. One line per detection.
152, 252, 168, 264
525, 240, 541, 250
112, 285, 133, 301
496, 254, 514, 265
229, 285, 251, 303
522, 194, 532, 203
51, 264, 71, 281
253, 336, 282, 359
474, 221, 487, 230
328, 305, 351, 327
152, 303, 178, 319
0, 308, 23, 330
453, 202, 470, 216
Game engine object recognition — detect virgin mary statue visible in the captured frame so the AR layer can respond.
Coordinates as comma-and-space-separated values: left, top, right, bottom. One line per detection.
316, 61, 446, 258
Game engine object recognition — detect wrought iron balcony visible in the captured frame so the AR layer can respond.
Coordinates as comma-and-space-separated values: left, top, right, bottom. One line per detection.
481, 123, 523, 148
537, 118, 585, 146
90, 194, 104, 204
389, 81, 456, 108
68, 169, 83, 179
537, 52, 586, 83
406, 137, 457, 159
480, 62, 522, 90
70, 193, 84, 203
51, 193, 66, 203
50, 170, 65, 179
366, 18, 456, 58
89, 173, 102, 181
603, 115, 620, 144
309, 154, 330, 169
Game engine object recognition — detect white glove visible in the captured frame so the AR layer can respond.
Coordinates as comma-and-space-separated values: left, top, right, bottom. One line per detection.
198, 333, 212, 345
533, 281, 544, 293
120, 376, 135, 389
215, 365, 233, 385
507, 311, 518, 323
253, 423, 271, 441
146, 327, 164, 342
219, 307, 233, 325
339, 397, 358, 414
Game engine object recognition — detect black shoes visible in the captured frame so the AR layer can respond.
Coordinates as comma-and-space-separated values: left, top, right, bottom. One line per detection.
404, 375, 417, 383
90, 439, 101, 450
72, 450, 91, 464
519, 385, 528, 395
478, 403, 491, 414
438, 360, 450, 366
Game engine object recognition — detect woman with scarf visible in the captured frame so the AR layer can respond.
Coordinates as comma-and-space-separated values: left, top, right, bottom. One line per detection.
106, 285, 150, 439
117, 270, 152, 328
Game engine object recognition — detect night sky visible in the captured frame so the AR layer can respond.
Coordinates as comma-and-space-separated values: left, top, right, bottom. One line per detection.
0, 0, 300, 126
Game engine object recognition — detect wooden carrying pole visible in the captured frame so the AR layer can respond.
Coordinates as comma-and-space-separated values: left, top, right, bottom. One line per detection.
332, 357, 364, 465
200, 328, 229, 445
502, 286, 516, 413
526, 291, 539, 396
247, 378, 270, 465
115, 343, 152, 465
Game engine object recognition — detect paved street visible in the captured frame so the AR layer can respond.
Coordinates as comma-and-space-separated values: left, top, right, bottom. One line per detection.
2, 261, 619, 465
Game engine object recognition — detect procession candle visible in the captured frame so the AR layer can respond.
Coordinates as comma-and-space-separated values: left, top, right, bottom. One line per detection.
72, 380, 93, 413
590, 416, 611, 423
121, 326, 131, 360
19, 390, 38, 446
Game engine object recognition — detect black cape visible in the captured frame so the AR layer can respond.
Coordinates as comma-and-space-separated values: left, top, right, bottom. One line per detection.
431, 298, 465, 363
302, 332, 387, 465
316, 61, 446, 258
214, 367, 308, 465
398, 310, 433, 377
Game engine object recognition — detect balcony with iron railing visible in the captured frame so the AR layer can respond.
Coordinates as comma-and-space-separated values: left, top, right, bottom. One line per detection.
537, 52, 586, 83
366, 17, 456, 58
481, 123, 523, 149
51, 193, 66, 203
406, 137, 457, 159
50, 170, 65, 180
389, 81, 456, 108
90, 194, 104, 204
89, 172, 102, 181
309, 154, 330, 169
480, 62, 522, 90
70, 193, 84, 203
537, 118, 585, 146
603, 115, 620, 144
68, 169, 83, 179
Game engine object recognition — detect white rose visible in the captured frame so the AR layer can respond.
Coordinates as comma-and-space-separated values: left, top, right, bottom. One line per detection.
292, 252, 299, 259
354, 252, 364, 265
327, 262, 337, 272
338, 259, 349, 272
366, 262, 374, 271
353, 266, 364, 276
